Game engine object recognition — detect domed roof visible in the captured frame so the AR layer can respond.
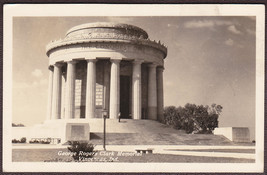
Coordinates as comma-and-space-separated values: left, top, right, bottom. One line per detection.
46, 22, 167, 59
65, 22, 149, 39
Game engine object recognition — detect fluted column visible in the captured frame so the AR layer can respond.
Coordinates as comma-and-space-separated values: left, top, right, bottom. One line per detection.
132, 60, 143, 119
65, 61, 76, 119
147, 63, 157, 120
157, 67, 164, 122
46, 66, 54, 120
51, 63, 62, 120
85, 59, 96, 119
109, 59, 120, 119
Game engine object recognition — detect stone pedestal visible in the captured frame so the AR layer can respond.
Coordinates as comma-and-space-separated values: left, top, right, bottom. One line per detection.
30, 120, 90, 144
214, 127, 250, 142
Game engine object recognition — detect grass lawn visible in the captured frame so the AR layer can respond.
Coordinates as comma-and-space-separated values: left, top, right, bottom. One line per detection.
12, 149, 255, 163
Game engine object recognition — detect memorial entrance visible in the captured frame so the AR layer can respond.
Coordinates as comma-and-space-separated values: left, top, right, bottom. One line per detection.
120, 75, 131, 119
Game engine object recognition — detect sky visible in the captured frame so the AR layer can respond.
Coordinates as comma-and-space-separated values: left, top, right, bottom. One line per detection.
12, 16, 256, 139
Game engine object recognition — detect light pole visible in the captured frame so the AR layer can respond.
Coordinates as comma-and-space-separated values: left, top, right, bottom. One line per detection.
102, 109, 108, 151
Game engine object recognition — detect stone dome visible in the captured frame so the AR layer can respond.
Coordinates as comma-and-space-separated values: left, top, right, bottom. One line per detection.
66, 22, 149, 39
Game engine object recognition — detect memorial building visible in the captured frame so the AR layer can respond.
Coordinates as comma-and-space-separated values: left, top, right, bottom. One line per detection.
28, 22, 167, 143
46, 22, 167, 122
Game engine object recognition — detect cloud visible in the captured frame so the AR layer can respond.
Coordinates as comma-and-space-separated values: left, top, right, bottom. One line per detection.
214, 20, 233, 26
106, 17, 134, 24
184, 20, 214, 28
184, 19, 234, 29
165, 81, 173, 86
224, 38, 234, 46
228, 25, 242, 34
14, 79, 48, 89
167, 23, 179, 28
246, 28, 255, 35
31, 69, 43, 77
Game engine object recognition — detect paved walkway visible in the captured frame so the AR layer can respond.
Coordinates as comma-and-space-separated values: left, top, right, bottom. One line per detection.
12, 144, 255, 160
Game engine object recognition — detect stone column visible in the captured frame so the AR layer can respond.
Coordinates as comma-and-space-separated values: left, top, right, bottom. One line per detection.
65, 61, 76, 119
132, 60, 143, 119
147, 63, 157, 120
61, 70, 66, 119
85, 59, 96, 119
109, 59, 120, 119
46, 66, 54, 120
51, 63, 62, 120
157, 67, 164, 122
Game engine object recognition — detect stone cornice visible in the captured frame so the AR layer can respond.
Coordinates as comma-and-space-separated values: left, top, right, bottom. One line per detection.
46, 33, 167, 58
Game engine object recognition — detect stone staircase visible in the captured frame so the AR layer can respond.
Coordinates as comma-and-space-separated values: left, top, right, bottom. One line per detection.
88, 119, 234, 145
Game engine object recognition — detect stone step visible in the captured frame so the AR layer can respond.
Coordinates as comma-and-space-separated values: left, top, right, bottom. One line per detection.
88, 119, 184, 134
86, 119, 234, 145
88, 132, 234, 145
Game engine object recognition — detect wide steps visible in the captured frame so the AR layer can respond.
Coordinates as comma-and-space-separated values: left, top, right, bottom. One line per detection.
88, 119, 234, 145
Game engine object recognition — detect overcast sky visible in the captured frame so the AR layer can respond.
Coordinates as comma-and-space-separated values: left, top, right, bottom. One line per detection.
12, 16, 256, 138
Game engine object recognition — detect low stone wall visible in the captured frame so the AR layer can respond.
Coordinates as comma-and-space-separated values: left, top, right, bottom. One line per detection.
12, 120, 90, 144
214, 127, 250, 142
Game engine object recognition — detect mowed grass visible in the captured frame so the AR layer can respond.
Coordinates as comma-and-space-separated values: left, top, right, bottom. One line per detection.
12, 149, 255, 163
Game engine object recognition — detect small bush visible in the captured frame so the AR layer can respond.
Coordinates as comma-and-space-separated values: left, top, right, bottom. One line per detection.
12, 139, 20, 143
67, 141, 96, 161
29, 140, 40, 144
12, 137, 27, 143
29, 139, 51, 144
20, 137, 26, 143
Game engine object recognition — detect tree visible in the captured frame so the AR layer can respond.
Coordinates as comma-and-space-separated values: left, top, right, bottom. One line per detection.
163, 103, 223, 134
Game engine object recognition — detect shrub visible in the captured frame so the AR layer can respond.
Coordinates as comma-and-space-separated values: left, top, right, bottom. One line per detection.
20, 137, 26, 143
29, 140, 40, 144
29, 139, 51, 144
163, 103, 222, 134
12, 139, 20, 143
12, 137, 27, 143
67, 141, 96, 161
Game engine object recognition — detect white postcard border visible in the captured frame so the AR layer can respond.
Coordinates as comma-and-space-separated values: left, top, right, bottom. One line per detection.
3, 4, 265, 173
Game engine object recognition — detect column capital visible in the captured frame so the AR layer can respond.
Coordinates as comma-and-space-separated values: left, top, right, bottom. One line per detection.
157, 66, 165, 71
110, 59, 121, 64
86, 59, 97, 63
48, 65, 54, 71
148, 63, 158, 68
54, 62, 63, 67
66, 60, 78, 64
133, 59, 144, 65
